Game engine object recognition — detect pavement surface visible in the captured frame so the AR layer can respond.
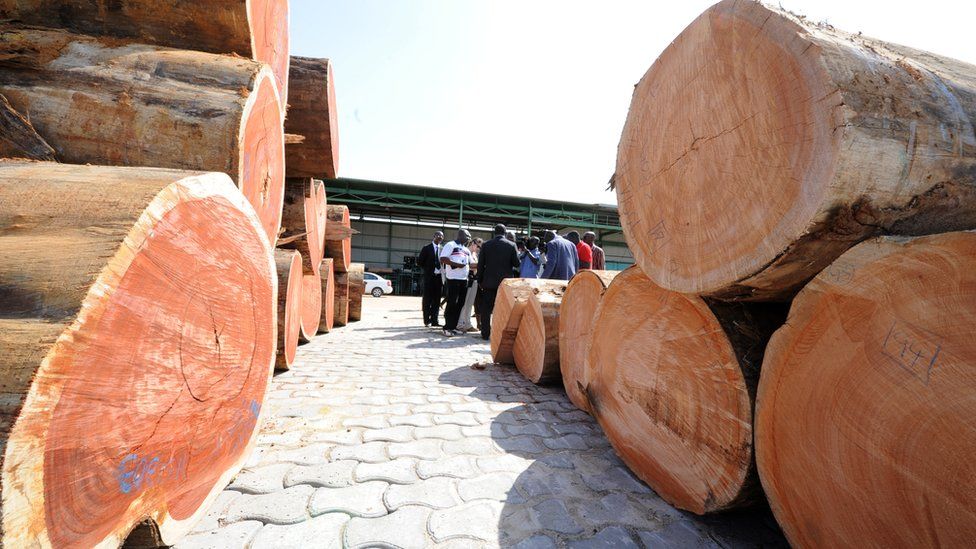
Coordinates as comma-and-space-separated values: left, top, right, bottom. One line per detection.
177, 296, 787, 548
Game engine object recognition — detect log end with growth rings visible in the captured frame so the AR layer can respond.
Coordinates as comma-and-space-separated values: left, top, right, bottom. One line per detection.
559, 270, 619, 412
239, 69, 286, 244
274, 249, 302, 370
318, 258, 336, 333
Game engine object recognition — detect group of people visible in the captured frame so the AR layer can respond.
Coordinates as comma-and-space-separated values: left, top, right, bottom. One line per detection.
418, 224, 606, 339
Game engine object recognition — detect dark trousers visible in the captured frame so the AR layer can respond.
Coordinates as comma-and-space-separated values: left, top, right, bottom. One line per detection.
443, 279, 468, 331
422, 275, 442, 325
479, 287, 498, 340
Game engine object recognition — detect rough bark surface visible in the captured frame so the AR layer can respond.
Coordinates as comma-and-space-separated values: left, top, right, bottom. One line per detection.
333, 272, 350, 327
347, 263, 365, 322
0, 162, 275, 547
0, 26, 286, 242
587, 266, 785, 514
616, 0, 976, 301
278, 178, 325, 274
0, 0, 290, 99
285, 57, 339, 179
324, 205, 352, 273
756, 231, 976, 548
0, 93, 55, 161
317, 258, 335, 333
274, 250, 302, 371
559, 270, 619, 412
490, 279, 567, 365
513, 291, 563, 385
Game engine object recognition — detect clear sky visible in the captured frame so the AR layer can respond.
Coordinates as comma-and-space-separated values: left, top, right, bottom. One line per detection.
292, 1, 976, 205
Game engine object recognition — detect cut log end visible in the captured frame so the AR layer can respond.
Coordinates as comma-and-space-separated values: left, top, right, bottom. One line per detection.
588, 266, 779, 515
274, 250, 302, 370
490, 279, 567, 365
0, 163, 275, 547
513, 290, 562, 385
317, 258, 336, 333
249, 0, 290, 100
240, 71, 286, 244
299, 271, 322, 343
559, 270, 619, 412
348, 263, 365, 322
756, 231, 976, 547
278, 178, 325, 274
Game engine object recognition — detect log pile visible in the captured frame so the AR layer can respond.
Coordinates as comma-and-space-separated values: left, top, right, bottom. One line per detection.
490, 279, 567, 366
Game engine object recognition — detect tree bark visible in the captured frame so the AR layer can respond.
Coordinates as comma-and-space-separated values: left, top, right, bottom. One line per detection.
0, 161, 275, 547
588, 266, 785, 514
347, 263, 365, 322
333, 271, 350, 327
559, 270, 619, 412
325, 205, 352, 273
616, 0, 976, 301
0, 26, 285, 243
513, 290, 563, 385
278, 178, 325, 274
285, 57, 339, 179
274, 250, 302, 371
0, 0, 289, 99
317, 258, 335, 333
0, 93, 55, 161
490, 279, 567, 365
756, 231, 976, 548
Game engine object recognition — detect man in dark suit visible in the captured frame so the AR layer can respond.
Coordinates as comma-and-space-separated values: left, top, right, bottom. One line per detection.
417, 230, 444, 326
477, 224, 520, 340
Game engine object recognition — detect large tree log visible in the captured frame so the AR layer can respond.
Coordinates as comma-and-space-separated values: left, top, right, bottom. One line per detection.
0, 93, 55, 161
0, 0, 289, 99
333, 271, 350, 327
490, 279, 567, 365
0, 27, 286, 242
616, 0, 976, 301
278, 178, 326, 274
756, 231, 976, 548
513, 290, 563, 385
299, 264, 321, 345
317, 258, 336, 333
285, 57, 339, 179
347, 263, 365, 322
0, 162, 275, 547
559, 270, 619, 412
587, 266, 785, 514
324, 205, 352, 273
274, 250, 302, 370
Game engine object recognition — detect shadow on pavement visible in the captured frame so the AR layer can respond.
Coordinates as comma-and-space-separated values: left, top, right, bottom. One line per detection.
438, 365, 788, 547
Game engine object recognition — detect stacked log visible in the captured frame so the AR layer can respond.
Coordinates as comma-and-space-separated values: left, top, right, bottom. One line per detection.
0, 0, 290, 99
558, 270, 619, 412
348, 263, 365, 322
513, 289, 564, 385
334, 271, 350, 327
587, 266, 785, 514
325, 205, 353, 273
278, 178, 326, 342
318, 258, 336, 333
274, 250, 302, 371
0, 27, 286, 243
490, 279, 567, 365
0, 162, 275, 547
285, 57, 339, 179
756, 232, 976, 547
615, 0, 976, 302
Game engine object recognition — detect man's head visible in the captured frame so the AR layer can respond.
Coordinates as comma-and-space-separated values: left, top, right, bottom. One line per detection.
543, 230, 556, 243
526, 236, 539, 250
433, 231, 444, 244
494, 224, 506, 237
506, 231, 516, 242
455, 228, 471, 245
566, 231, 581, 244
583, 231, 596, 245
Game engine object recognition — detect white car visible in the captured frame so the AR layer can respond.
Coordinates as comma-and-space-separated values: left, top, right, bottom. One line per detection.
364, 272, 393, 297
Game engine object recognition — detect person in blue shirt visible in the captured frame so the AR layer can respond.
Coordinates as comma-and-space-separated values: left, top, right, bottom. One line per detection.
540, 230, 578, 281
520, 236, 543, 278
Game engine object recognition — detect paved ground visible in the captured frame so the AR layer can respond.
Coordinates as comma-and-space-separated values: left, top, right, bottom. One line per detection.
178, 296, 786, 548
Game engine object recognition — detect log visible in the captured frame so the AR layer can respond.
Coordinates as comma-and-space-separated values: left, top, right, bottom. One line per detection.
348, 263, 365, 322
274, 250, 302, 370
279, 178, 326, 274
325, 205, 352, 273
513, 290, 563, 385
755, 231, 976, 548
0, 93, 55, 160
317, 258, 336, 333
0, 26, 286, 242
334, 271, 350, 327
587, 266, 785, 514
558, 270, 619, 412
490, 279, 567, 365
299, 268, 322, 344
0, 162, 275, 547
616, 0, 976, 301
285, 57, 339, 179
0, 0, 290, 99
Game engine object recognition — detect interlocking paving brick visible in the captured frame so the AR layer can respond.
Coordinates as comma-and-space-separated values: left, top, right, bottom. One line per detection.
306, 428, 363, 445
362, 425, 415, 443
638, 520, 723, 548
567, 526, 640, 548
388, 439, 445, 460
429, 500, 503, 542
229, 463, 293, 494
390, 412, 436, 427
344, 505, 432, 549
267, 443, 334, 466
510, 534, 559, 549
283, 460, 357, 488
250, 513, 348, 548
477, 453, 535, 474
309, 481, 389, 517
384, 476, 460, 510
223, 485, 314, 525
355, 458, 420, 484
416, 456, 480, 480
187, 490, 241, 533
330, 441, 389, 463
457, 471, 523, 502
176, 520, 262, 549
414, 424, 464, 440
531, 498, 584, 535
441, 437, 500, 455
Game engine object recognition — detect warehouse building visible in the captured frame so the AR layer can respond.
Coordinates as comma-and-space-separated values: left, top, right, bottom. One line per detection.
324, 178, 633, 294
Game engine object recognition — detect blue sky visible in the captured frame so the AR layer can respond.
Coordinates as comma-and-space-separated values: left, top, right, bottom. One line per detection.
292, 1, 976, 205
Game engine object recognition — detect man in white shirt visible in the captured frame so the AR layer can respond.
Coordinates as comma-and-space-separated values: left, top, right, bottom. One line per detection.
439, 229, 472, 336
